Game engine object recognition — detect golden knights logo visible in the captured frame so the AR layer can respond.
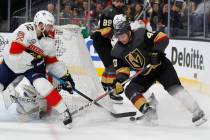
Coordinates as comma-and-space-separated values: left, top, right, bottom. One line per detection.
125, 48, 145, 69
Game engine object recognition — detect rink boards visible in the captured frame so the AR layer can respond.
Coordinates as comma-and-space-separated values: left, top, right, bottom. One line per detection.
86, 37, 210, 95
0, 32, 210, 95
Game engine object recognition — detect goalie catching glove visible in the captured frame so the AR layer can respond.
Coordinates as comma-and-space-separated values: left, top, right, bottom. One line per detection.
57, 72, 75, 94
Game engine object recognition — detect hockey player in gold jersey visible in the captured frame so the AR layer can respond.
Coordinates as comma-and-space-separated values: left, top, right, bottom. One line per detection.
111, 21, 207, 126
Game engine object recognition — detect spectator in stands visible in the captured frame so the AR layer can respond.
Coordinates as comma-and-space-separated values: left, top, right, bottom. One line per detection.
170, 0, 184, 35
47, 3, 56, 14
95, 2, 103, 19
182, 0, 196, 15
159, 3, 168, 32
75, 0, 85, 17
208, 9, 210, 31
60, 4, 72, 25
125, 5, 134, 22
71, 8, 81, 24
47, 3, 58, 24
133, 3, 144, 21
83, 1, 90, 18
190, 0, 210, 34
160, 0, 184, 36
148, 1, 162, 31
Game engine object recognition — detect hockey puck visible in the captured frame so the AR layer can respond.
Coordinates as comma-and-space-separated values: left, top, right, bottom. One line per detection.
129, 116, 136, 121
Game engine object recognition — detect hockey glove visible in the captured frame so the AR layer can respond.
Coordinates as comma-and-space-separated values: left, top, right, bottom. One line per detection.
26, 48, 45, 68
60, 72, 75, 94
91, 27, 112, 40
31, 55, 45, 68
113, 81, 124, 95
144, 52, 161, 75
150, 52, 161, 68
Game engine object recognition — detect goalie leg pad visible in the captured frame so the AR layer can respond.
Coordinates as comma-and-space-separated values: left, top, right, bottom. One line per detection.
2, 83, 19, 109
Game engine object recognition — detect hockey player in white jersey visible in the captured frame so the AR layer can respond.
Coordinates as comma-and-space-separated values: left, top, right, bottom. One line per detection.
0, 10, 74, 129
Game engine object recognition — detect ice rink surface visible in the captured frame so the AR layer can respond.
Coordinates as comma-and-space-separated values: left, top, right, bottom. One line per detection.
0, 84, 210, 140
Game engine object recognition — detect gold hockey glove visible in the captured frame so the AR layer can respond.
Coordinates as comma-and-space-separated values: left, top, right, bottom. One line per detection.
113, 81, 124, 95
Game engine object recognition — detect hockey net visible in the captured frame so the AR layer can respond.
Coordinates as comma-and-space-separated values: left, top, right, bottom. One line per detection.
53, 24, 114, 120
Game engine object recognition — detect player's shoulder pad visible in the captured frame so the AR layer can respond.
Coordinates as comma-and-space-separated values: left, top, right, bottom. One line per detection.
111, 42, 126, 58
144, 30, 159, 46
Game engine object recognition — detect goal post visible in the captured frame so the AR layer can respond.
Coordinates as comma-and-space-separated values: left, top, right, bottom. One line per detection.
54, 24, 114, 115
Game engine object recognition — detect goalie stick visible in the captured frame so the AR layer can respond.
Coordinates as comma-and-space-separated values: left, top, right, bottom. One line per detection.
68, 64, 151, 116
48, 72, 137, 118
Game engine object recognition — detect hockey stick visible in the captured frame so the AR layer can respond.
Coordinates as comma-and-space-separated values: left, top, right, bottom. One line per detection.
48, 72, 137, 118
70, 64, 151, 116
73, 88, 136, 118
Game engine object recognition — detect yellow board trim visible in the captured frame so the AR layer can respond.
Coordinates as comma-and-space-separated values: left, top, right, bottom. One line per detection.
96, 68, 210, 95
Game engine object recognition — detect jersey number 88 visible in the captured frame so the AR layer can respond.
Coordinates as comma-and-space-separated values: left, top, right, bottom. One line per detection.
103, 19, 112, 27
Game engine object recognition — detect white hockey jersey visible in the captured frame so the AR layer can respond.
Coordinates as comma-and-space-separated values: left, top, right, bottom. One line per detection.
130, 19, 152, 31
3, 22, 67, 77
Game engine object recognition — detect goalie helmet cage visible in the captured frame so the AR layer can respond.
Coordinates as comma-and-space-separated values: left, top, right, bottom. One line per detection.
54, 24, 114, 120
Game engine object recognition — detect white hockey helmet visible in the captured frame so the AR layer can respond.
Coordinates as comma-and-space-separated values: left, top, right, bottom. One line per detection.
113, 14, 126, 29
34, 10, 55, 27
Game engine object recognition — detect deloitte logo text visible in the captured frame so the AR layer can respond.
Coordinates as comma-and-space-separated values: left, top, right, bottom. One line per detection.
171, 47, 204, 70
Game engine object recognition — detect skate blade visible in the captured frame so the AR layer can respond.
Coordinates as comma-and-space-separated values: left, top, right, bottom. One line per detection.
194, 117, 208, 126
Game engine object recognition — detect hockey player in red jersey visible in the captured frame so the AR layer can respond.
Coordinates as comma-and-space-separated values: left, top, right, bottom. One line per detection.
0, 10, 74, 128
111, 21, 207, 126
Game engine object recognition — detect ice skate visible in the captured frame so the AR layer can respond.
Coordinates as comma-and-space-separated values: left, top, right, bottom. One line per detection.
137, 104, 158, 126
61, 109, 73, 129
147, 93, 158, 110
109, 92, 123, 104
192, 109, 207, 126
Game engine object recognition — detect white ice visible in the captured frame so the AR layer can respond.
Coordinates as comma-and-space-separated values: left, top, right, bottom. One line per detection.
0, 84, 210, 140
